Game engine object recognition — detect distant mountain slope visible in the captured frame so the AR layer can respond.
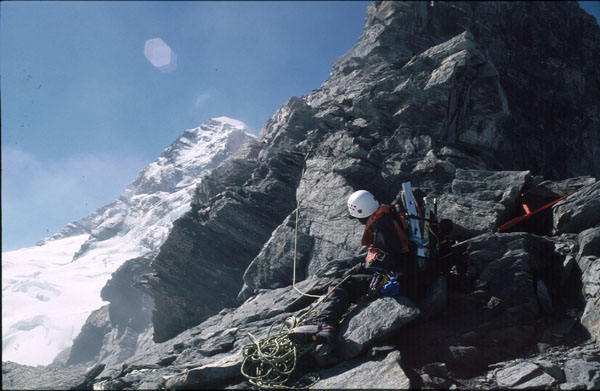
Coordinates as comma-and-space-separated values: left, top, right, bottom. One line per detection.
1, 117, 255, 366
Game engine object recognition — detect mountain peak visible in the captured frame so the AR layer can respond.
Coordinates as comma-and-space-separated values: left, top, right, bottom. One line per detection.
206, 116, 252, 132
2, 117, 256, 366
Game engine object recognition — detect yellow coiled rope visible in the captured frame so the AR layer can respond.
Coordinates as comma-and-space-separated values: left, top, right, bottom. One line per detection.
240, 318, 315, 389
241, 149, 350, 389
240, 274, 350, 389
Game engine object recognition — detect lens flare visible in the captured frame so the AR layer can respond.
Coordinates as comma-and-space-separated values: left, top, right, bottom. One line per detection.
144, 38, 177, 72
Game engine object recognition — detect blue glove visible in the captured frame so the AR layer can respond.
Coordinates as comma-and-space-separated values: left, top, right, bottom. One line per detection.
378, 277, 401, 297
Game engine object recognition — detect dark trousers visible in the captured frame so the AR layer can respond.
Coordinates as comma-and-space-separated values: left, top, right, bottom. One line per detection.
315, 263, 439, 328
315, 273, 373, 327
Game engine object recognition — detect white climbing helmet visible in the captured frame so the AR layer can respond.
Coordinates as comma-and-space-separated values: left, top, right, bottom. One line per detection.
347, 190, 379, 218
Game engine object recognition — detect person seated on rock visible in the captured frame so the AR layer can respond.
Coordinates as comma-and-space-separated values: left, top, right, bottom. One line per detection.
289, 189, 452, 345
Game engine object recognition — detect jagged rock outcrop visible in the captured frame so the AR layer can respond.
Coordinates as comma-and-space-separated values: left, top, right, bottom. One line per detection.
313, 350, 411, 389
65, 255, 155, 368
337, 296, 421, 360
1, 361, 89, 391
437, 169, 532, 239
137, 1, 598, 387
139, 134, 308, 342
554, 181, 600, 234
578, 229, 600, 327
454, 341, 600, 390
143, 1, 600, 344
4, 2, 600, 390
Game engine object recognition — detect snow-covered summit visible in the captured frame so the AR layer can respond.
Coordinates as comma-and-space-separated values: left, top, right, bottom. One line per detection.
2, 117, 255, 366
39, 116, 254, 251
208, 116, 249, 129
126, 116, 253, 196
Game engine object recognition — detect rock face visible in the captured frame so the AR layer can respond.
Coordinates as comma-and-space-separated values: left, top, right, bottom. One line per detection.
576, 228, 600, 343
65, 255, 155, 368
337, 296, 420, 360
1, 361, 88, 391
139, 139, 307, 342
438, 169, 532, 239
554, 182, 600, 234
4, 1, 600, 390
550, 181, 600, 344
314, 350, 411, 389
143, 0, 600, 343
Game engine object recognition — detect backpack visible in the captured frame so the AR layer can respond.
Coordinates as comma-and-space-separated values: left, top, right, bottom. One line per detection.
398, 181, 442, 267
362, 182, 443, 271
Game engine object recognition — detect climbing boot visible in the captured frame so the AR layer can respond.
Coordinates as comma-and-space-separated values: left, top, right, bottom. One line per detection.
288, 324, 336, 345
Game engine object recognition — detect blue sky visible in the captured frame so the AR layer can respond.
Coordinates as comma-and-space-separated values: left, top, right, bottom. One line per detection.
580, 1, 600, 24
1, 1, 370, 251
2, 1, 599, 252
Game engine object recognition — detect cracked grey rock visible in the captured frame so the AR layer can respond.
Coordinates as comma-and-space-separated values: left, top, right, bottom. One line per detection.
338, 296, 420, 360
564, 359, 600, 390
313, 350, 410, 389
496, 362, 542, 387
554, 182, 600, 234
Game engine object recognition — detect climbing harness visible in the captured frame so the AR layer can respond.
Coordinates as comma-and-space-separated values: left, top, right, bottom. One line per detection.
365, 245, 389, 266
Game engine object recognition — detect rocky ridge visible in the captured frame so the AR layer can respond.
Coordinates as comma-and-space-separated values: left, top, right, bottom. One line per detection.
3, 1, 600, 390
141, 1, 599, 342
55, 118, 257, 368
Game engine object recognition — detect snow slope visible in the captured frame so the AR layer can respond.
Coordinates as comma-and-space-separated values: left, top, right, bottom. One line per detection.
2, 117, 255, 366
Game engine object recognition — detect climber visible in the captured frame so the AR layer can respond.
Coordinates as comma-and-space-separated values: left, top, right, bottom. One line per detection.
288, 188, 451, 345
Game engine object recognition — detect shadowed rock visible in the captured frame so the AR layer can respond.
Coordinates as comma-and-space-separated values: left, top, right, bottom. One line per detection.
553, 182, 600, 234
338, 296, 420, 359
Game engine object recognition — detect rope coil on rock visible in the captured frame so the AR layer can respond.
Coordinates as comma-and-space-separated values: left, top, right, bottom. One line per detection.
242, 148, 353, 389
241, 319, 316, 389
240, 275, 349, 389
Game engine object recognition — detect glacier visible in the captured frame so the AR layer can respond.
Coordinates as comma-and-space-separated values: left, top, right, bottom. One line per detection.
1, 117, 255, 366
